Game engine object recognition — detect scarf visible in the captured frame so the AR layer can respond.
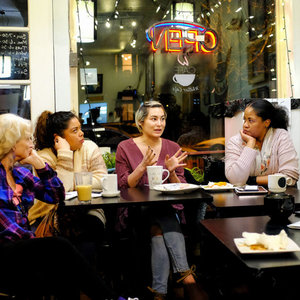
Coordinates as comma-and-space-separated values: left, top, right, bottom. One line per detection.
253, 128, 274, 176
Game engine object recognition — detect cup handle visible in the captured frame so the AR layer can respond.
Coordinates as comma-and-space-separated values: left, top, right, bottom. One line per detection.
101, 177, 107, 189
162, 169, 170, 183
173, 75, 177, 83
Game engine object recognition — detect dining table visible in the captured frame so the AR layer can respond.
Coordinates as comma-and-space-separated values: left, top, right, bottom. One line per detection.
61, 186, 213, 210
199, 214, 300, 299
207, 186, 300, 218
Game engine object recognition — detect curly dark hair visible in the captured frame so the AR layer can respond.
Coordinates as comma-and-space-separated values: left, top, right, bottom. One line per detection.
34, 111, 78, 150
247, 99, 289, 130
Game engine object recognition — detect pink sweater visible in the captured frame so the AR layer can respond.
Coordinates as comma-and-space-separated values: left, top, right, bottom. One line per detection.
116, 138, 186, 188
225, 128, 299, 185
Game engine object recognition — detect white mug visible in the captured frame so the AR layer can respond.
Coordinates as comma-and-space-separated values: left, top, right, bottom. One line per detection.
268, 174, 287, 193
147, 166, 170, 189
101, 174, 118, 193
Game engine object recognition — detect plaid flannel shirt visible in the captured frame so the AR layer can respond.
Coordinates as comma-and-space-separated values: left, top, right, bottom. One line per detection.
0, 163, 65, 242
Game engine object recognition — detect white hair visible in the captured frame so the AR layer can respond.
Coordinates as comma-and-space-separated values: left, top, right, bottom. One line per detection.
0, 114, 32, 160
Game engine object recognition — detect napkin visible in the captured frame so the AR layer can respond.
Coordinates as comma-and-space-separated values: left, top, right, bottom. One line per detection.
242, 230, 288, 251
65, 191, 102, 200
287, 221, 300, 229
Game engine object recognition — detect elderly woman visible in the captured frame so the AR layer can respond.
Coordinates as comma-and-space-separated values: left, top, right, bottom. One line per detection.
0, 113, 126, 299
225, 99, 299, 186
116, 101, 208, 300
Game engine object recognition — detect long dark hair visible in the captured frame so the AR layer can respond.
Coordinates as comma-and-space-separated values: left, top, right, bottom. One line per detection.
34, 111, 78, 150
247, 99, 289, 130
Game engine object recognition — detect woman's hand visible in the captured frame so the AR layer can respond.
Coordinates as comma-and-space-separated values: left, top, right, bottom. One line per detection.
140, 146, 157, 170
54, 135, 70, 151
20, 149, 46, 170
240, 130, 256, 149
127, 146, 157, 187
165, 148, 188, 173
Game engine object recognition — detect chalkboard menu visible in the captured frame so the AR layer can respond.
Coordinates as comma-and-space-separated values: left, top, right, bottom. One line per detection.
0, 32, 29, 80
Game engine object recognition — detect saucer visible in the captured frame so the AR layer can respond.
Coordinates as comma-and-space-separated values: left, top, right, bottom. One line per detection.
102, 190, 120, 198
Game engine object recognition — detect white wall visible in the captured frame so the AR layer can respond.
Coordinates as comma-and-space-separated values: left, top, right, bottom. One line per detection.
28, 0, 55, 123
29, 0, 72, 124
53, 0, 71, 111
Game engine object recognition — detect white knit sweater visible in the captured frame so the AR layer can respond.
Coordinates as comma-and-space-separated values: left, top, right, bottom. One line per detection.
225, 128, 299, 186
28, 140, 107, 224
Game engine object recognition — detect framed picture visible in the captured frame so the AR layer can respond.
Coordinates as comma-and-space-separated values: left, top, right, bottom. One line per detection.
250, 86, 269, 98
248, 0, 266, 40
87, 74, 103, 94
248, 40, 266, 84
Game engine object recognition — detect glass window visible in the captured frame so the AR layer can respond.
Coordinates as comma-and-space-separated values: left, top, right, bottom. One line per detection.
0, 0, 28, 27
0, 85, 30, 119
76, 0, 276, 182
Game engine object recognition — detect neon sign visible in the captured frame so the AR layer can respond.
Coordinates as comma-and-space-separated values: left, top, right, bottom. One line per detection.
146, 20, 218, 53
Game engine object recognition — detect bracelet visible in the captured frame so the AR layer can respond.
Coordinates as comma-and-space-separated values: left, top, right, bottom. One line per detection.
246, 176, 257, 185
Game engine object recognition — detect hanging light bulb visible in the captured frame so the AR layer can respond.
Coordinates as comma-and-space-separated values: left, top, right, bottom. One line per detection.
105, 19, 111, 28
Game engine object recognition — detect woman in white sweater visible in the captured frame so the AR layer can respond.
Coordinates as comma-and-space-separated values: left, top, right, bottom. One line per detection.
225, 99, 299, 186
28, 111, 107, 264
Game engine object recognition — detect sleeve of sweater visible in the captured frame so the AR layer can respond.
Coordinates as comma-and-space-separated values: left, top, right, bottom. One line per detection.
115, 141, 132, 189
225, 135, 257, 185
276, 130, 299, 183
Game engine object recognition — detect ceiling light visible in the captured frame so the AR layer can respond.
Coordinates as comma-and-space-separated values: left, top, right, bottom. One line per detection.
132, 21, 136, 27
235, 7, 242, 13
156, 5, 161, 13
105, 20, 111, 28
174, 3, 194, 21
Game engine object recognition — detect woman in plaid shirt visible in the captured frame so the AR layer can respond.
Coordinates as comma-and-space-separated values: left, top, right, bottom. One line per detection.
0, 114, 131, 300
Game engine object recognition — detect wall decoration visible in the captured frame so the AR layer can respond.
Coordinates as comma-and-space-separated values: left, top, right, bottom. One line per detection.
250, 86, 269, 98
87, 74, 103, 94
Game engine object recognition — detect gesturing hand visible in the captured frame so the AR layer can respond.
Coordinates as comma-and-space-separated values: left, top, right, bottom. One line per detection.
165, 148, 188, 173
140, 146, 157, 169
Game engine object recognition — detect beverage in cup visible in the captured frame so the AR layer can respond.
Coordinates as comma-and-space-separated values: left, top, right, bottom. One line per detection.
75, 172, 92, 203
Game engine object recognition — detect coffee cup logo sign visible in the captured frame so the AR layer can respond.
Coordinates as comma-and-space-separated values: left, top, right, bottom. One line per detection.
145, 20, 218, 89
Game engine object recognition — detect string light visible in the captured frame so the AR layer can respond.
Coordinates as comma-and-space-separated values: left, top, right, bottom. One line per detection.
281, 0, 294, 97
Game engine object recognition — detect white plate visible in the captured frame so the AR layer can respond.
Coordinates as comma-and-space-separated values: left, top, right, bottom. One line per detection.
200, 182, 234, 192
153, 183, 201, 194
102, 190, 120, 198
234, 237, 300, 254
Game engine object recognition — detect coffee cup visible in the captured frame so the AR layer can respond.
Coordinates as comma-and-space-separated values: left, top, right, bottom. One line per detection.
147, 166, 170, 189
74, 172, 92, 203
268, 174, 287, 193
173, 74, 195, 86
101, 174, 118, 195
